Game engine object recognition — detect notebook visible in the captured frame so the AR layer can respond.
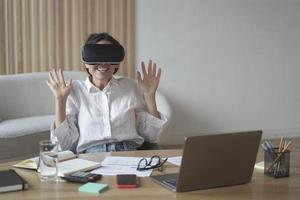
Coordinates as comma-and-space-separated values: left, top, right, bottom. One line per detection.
13, 150, 77, 170
57, 159, 101, 177
13, 150, 101, 177
151, 130, 262, 192
0, 169, 29, 193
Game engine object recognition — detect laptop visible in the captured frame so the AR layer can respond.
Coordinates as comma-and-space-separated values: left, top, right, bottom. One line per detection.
151, 130, 262, 192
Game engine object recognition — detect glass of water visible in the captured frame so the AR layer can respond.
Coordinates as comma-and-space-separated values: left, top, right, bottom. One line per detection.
38, 140, 59, 182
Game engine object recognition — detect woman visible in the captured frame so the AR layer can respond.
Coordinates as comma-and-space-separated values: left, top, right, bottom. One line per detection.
47, 33, 167, 153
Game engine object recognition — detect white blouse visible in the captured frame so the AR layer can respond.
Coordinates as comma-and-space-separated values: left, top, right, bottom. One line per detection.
51, 76, 168, 153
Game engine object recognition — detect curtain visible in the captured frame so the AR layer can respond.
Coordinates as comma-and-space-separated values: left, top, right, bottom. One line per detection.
0, 0, 135, 77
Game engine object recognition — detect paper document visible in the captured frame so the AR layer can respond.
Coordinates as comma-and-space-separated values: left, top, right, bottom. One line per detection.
101, 156, 143, 166
92, 165, 152, 177
167, 156, 182, 166
13, 151, 101, 177
13, 150, 77, 170
91, 156, 153, 177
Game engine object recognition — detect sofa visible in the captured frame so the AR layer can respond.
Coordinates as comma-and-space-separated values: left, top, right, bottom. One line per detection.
0, 71, 171, 161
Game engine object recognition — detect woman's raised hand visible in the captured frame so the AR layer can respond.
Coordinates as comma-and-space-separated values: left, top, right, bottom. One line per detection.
137, 60, 161, 98
46, 69, 73, 101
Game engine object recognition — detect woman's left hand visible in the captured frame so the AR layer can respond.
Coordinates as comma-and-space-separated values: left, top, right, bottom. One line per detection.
137, 60, 161, 98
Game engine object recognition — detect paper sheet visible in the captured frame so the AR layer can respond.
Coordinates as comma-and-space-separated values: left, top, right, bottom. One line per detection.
91, 156, 153, 177
167, 156, 182, 166
101, 156, 143, 166
13, 157, 39, 170
13, 153, 101, 177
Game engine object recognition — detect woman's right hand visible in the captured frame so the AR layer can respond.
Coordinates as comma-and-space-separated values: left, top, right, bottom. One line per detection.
46, 69, 73, 101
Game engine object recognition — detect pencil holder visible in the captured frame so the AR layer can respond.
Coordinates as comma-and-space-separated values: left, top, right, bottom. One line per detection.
264, 148, 290, 178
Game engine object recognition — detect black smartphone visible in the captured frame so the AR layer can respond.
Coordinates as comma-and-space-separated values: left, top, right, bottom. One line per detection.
62, 171, 102, 183
116, 174, 139, 188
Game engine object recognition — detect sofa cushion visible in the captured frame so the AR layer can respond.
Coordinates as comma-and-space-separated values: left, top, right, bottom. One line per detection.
0, 131, 50, 162
0, 71, 87, 120
0, 115, 53, 138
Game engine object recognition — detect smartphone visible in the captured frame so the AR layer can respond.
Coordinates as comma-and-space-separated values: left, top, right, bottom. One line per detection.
116, 174, 139, 188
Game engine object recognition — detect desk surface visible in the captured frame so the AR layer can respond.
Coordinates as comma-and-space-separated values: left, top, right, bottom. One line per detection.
0, 140, 299, 200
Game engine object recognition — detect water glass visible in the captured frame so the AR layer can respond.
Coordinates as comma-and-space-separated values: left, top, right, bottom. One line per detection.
38, 140, 59, 182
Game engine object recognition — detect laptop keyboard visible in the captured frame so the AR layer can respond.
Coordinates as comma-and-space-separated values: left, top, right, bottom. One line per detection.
163, 179, 177, 188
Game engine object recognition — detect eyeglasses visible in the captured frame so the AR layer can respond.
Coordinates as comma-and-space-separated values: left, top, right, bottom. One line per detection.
136, 155, 168, 172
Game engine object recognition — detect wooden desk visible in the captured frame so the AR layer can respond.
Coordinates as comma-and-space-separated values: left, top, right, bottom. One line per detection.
0, 142, 299, 200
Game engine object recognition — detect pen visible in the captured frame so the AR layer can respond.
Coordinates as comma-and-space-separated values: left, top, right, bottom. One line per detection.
274, 137, 284, 176
264, 140, 276, 155
261, 141, 276, 159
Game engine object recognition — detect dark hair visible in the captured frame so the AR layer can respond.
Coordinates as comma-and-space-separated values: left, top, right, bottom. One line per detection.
84, 32, 123, 75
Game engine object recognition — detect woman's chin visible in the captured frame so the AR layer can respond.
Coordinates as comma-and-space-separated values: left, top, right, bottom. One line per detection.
93, 73, 112, 81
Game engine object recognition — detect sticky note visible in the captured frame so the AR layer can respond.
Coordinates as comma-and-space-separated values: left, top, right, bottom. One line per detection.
78, 182, 109, 194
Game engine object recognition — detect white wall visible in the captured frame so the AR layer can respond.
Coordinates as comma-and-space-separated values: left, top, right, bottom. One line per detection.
136, 0, 300, 144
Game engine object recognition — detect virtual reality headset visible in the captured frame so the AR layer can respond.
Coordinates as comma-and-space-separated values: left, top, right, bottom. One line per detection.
81, 44, 125, 65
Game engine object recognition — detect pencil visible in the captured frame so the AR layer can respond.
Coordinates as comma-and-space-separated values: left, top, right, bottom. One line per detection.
283, 141, 292, 152
279, 137, 284, 152
274, 137, 285, 176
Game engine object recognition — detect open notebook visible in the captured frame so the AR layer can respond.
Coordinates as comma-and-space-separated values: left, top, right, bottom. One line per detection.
13, 151, 101, 177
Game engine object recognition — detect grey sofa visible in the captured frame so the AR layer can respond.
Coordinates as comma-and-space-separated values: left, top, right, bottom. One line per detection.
0, 71, 86, 161
0, 71, 171, 161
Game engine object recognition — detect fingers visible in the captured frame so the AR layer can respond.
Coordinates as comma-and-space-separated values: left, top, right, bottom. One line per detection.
153, 62, 156, 76
48, 68, 67, 86
58, 69, 66, 86
155, 68, 161, 89
53, 69, 60, 83
141, 60, 162, 77
66, 79, 73, 88
147, 60, 152, 75
48, 70, 57, 85
136, 71, 142, 84
156, 67, 161, 80
137, 61, 162, 95
141, 61, 147, 77
46, 80, 52, 87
